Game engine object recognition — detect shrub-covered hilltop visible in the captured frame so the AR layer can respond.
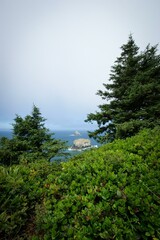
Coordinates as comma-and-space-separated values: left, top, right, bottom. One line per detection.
1, 36, 160, 239
0, 128, 160, 239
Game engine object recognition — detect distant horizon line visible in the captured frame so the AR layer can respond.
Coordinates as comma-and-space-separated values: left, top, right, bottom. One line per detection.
0, 128, 95, 132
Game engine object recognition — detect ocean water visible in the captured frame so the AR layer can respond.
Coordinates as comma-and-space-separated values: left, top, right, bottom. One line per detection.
0, 130, 13, 139
0, 129, 99, 147
54, 130, 99, 147
53, 130, 100, 159
0, 129, 99, 160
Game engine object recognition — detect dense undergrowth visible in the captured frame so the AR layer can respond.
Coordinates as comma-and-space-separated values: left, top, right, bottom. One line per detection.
0, 128, 160, 239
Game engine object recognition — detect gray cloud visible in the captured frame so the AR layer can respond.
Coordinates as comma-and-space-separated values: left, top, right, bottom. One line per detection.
0, 0, 160, 130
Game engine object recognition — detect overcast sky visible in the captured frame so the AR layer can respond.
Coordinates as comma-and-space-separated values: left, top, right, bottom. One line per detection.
0, 0, 160, 130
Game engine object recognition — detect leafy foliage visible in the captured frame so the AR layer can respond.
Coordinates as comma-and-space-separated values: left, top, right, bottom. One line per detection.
85, 35, 160, 143
0, 128, 160, 239
0, 160, 62, 240
0, 105, 67, 165
34, 127, 160, 240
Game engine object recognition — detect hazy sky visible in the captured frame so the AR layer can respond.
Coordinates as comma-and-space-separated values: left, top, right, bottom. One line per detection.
0, 0, 160, 130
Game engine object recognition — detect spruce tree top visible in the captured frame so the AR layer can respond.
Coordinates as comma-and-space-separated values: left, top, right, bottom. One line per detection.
85, 35, 160, 143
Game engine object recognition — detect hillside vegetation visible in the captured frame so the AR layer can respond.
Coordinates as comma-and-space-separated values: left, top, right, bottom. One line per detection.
0, 127, 160, 239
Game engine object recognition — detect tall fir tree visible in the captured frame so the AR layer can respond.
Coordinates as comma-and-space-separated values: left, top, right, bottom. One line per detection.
0, 105, 67, 165
85, 35, 160, 143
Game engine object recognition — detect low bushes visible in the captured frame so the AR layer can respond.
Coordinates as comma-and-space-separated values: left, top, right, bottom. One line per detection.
36, 128, 160, 239
0, 128, 160, 239
0, 160, 62, 239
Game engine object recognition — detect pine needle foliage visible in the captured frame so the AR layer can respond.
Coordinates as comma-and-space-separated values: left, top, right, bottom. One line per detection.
85, 35, 160, 143
0, 105, 67, 165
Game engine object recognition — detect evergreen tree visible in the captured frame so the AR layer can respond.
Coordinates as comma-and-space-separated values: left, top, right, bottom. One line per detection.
85, 35, 160, 143
0, 105, 67, 165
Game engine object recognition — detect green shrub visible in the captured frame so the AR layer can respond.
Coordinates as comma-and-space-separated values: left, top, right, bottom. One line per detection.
0, 160, 62, 239
1, 128, 160, 239
35, 128, 160, 239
